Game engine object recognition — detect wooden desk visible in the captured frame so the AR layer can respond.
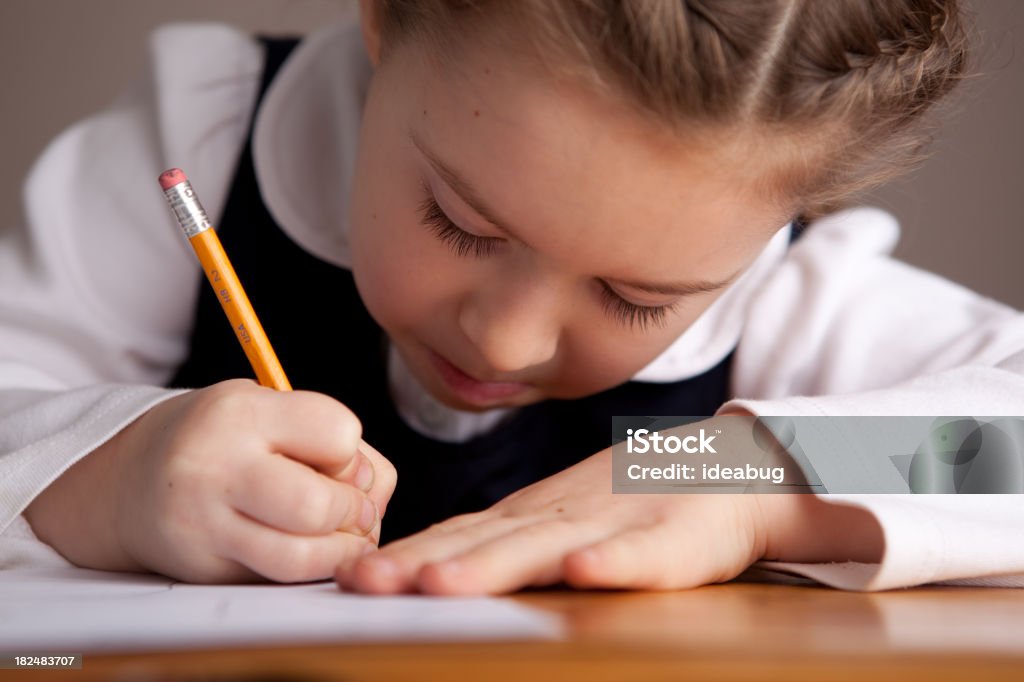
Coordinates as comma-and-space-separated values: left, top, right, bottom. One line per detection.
31, 581, 1024, 681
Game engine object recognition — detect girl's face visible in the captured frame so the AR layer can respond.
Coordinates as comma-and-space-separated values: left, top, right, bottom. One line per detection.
349, 23, 790, 412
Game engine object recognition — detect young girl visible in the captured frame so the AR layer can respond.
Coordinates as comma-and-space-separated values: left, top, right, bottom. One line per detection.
4, 0, 1023, 593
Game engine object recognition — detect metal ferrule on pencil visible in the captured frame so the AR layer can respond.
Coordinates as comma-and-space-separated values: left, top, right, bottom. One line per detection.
161, 179, 213, 238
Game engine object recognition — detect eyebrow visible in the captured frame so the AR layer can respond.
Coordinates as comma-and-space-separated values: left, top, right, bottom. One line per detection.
410, 130, 740, 298
410, 130, 530, 243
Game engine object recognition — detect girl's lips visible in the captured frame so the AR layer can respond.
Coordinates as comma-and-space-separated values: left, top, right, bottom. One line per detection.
428, 350, 530, 405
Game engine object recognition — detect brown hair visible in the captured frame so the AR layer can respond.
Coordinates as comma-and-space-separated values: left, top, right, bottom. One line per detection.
374, 0, 970, 221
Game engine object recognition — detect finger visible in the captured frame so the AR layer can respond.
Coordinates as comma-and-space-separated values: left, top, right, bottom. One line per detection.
340, 514, 528, 594
219, 510, 376, 584
416, 520, 614, 596
249, 387, 363, 477
356, 439, 397, 514
337, 511, 489, 591
229, 453, 378, 536
563, 524, 706, 590
148, 541, 269, 585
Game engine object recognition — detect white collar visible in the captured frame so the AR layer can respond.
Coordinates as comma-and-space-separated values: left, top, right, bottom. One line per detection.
253, 21, 370, 269
633, 223, 791, 382
250, 21, 791, 439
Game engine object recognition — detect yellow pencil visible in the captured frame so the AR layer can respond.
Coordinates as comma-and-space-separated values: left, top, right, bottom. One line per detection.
158, 168, 292, 391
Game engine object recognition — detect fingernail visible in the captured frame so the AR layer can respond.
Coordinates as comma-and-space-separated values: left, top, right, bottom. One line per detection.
355, 457, 374, 492
358, 498, 378, 533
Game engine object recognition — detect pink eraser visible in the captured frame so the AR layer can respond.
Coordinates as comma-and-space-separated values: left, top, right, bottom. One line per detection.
158, 168, 188, 190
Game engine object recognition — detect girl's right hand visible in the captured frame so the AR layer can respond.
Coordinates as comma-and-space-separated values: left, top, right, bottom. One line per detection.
25, 379, 396, 584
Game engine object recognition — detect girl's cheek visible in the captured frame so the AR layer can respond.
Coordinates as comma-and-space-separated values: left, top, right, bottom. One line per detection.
558, 300, 711, 396
353, 210, 453, 333
562, 338, 662, 395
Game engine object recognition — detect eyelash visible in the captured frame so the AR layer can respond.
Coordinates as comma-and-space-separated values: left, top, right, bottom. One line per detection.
418, 190, 501, 258
598, 282, 676, 331
417, 186, 677, 331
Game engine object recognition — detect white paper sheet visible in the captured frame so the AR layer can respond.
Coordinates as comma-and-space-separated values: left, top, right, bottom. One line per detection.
0, 565, 562, 652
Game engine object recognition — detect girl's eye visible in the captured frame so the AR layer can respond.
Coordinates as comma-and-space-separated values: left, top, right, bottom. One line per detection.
598, 282, 677, 332
418, 184, 674, 331
418, 188, 501, 258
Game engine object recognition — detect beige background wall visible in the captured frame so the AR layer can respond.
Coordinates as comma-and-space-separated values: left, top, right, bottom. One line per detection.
1, 0, 1021, 308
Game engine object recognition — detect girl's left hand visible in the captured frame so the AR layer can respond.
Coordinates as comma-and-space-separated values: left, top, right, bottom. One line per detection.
334, 447, 772, 595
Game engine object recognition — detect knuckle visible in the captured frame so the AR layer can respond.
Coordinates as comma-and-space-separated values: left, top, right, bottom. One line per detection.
298, 392, 363, 438
196, 381, 261, 426
340, 537, 375, 564
374, 458, 398, 492
329, 418, 362, 460
333, 403, 363, 442
266, 543, 319, 583
293, 487, 337, 534
332, 415, 364, 457
337, 490, 365, 530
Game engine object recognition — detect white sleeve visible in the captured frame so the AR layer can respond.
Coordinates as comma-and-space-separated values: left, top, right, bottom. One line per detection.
0, 24, 264, 559
718, 207, 1024, 590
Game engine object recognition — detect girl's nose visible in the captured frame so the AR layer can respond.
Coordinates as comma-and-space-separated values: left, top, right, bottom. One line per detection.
457, 277, 562, 375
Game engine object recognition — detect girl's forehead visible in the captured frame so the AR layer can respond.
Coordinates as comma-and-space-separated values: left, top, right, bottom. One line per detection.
393, 41, 787, 280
